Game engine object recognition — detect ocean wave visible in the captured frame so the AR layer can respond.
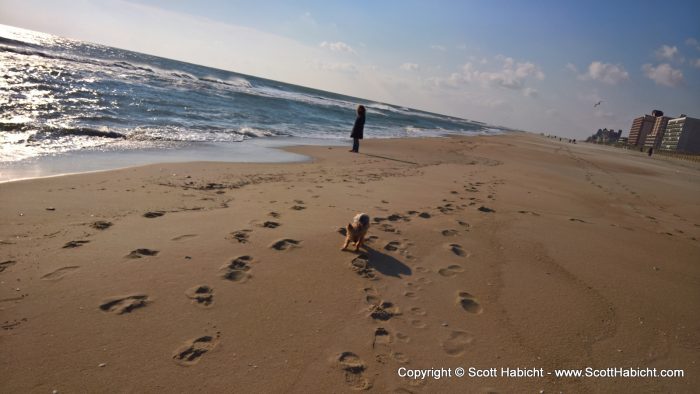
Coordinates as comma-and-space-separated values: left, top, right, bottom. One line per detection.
199, 75, 252, 89
238, 127, 277, 138
28, 126, 127, 140
252, 86, 356, 111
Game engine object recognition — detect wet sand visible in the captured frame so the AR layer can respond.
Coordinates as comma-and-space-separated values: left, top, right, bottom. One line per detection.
1, 133, 698, 392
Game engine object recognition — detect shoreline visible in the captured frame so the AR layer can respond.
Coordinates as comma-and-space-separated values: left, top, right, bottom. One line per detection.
1, 133, 698, 392
0, 136, 338, 184
0, 133, 498, 184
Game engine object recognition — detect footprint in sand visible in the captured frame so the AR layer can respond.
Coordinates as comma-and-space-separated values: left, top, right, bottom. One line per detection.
364, 287, 381, 305
410, 319, 427, 329
126, 248, 159, 258
221, 256, 253, 282
403, 291, 418, 299
351, 255, 377, 280
405, 281, 422, 291
418, 212, 431, 219
438, 264, 465, 277
414, 266, 429, 274
387, 213, 410, 222
477, 206, 495, 213
227, 229, 252, 244
335, 352, 372, 390
41, 266, 80, 280
63, 240, 89, 249
409, 306, 427, 316
391, 352, 410, 364
268, 211, 281, 218
291, 205, 306, 211
569, 218, 588, 223
441, 330, 474, 356
416, 277, 432, 285
441, 229, 458, 236
438, 204, 455, 214
173, 334, 220, 366
262, 221, 280, 229
373, 327, 392, 349
395, 332, 411, 343
270, 238, 301, 250
457, 291, 483, 314
456, 220, 470, 229
0, 260, 17, 273
99, 294, 150, 314
185, 285, 214, 306
377, 223, 400, 234
384, 240, 401, 251
91, 220, 113, 230
449, 244, 468, 257
369, 301, 401, 321
143, 211, 165, 218
518, 210, 540, 216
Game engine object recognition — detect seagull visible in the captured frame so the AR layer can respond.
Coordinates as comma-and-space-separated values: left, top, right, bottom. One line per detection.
594, 100, 603, 108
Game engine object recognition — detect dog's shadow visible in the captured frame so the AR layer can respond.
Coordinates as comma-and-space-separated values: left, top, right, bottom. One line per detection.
361, 246, 412, 278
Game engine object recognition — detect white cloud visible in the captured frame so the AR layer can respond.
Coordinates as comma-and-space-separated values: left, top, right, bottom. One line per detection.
578, 61, 629, 84
692, 59, 700, 68
565, 63, 578, 73
400, 62, 419, 71
319, 41, 356, 54
655, 44, 679, 61
686, 38, 700, 51
430, 44, 446, 51
427, 56, 544, 92
642, 63, 683, 87
470, 58, 544, 90
314, 60, 358, 73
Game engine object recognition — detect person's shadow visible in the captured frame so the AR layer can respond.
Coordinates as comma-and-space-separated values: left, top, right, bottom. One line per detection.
361, 245, 412, 278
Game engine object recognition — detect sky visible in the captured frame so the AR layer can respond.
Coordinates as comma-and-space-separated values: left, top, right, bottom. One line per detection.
1, 0, 699, 138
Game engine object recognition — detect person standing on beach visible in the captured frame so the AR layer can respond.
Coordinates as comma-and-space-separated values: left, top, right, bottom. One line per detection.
350, 105, 366, 153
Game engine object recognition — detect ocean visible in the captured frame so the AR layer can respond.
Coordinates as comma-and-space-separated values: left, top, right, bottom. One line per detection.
0, 24, 500, 179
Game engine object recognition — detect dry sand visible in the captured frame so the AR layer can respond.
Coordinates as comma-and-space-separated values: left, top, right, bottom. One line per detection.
1, 133, 699, 393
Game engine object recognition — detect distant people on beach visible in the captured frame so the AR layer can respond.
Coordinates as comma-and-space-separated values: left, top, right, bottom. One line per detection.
350, 105, 366, 153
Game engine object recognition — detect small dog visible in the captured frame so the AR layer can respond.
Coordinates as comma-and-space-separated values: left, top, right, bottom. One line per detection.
342, 213, 370, 251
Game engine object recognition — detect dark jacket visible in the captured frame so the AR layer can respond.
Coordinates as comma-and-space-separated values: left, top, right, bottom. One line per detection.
351, 114, 365, 139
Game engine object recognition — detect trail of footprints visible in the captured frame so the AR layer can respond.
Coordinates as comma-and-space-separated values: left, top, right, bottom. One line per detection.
338, 177, 494, 390
88, 181, 492, 380
91, 204, 309, 367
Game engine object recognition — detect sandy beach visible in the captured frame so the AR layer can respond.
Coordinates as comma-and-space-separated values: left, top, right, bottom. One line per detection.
1, 133, 698, 393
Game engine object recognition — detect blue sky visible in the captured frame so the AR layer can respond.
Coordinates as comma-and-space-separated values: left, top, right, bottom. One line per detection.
1, 0, 699, 137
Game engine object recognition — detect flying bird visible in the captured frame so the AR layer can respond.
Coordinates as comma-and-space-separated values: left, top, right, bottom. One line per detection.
594, 100, 603, 108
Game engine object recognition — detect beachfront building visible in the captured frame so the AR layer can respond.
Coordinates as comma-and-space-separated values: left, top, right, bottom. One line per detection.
660, 116, 700, 153
628, 114, 656, 147
643, 115, 671, 149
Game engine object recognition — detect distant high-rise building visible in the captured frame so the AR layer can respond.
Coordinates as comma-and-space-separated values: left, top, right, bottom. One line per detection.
628, 114, 656, 147
643, 115, 671, 149
660, 116, 700, 153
